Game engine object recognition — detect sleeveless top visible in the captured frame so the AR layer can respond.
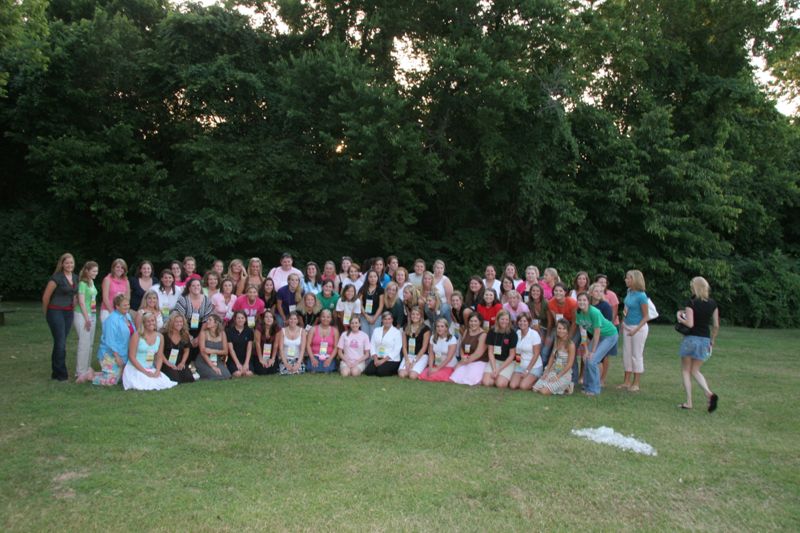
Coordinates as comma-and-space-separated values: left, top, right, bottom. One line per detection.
282, 328, 302, 360
205, 337, 223, 365
311, 325, 336, 358
434, 276, 448, 306
405, 325, 430, 357
102, 275, 128, 311
553, 346, 569, 372
136, 334, 161, 369
462, 330, 485, 362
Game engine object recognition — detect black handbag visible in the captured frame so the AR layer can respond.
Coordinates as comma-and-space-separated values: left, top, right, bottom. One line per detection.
675, 322, 691, 335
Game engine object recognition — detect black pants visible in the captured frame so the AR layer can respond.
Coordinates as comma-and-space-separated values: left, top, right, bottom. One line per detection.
364, 359, 400, 377
161, 365, 195, 384
251, 357, 280, 375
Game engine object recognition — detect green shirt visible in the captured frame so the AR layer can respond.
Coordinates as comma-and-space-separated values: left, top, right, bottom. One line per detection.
576, 305, 617, 338
318, 292, 340, 313
78, 280, 98, 315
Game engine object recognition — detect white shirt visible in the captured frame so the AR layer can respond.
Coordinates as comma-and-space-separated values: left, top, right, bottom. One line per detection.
370, 326, 403, 362
430, 335, 458, 367
267, 266, 303, 291
153, 285, 180, 317
483, 279, 501, 296
516, 329, 543, 370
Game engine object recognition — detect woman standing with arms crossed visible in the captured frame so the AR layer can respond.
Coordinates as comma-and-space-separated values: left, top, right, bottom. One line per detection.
100, 259, 130, 325
74, 261, 99, 383
675, 277, 719, 412
619, 270, 649, 392
42, 253, 79, 381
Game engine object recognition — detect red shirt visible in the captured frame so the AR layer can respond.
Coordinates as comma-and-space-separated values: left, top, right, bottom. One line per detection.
547, 297, 578, 324
477, 303, 503, 327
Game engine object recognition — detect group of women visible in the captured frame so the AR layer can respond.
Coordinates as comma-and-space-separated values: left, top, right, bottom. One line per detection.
42, 253, 720, 410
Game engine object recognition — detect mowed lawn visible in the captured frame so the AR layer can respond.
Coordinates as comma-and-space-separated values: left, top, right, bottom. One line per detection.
0, 302, 798, 532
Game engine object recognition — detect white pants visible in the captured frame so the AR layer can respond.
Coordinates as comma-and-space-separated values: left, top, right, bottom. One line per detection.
622, 323, 648, 373
73, 312, 96, 376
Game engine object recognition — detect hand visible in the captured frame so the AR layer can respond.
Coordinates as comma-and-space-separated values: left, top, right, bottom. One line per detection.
492, 370, 498, 379
191, 337, 199, 348
150, 369, 161, 378
267, 358, 276, 368
177, 363, 185, 370
84, 320, 92, 332
213, 366, 222, 376
311, 357, 319, 368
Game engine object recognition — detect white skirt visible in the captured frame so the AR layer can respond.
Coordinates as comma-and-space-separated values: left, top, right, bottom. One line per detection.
399, 354, 428, 374
122, 363, 178, 391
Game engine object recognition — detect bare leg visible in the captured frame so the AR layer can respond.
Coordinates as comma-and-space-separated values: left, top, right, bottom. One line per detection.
600, 357, 610, 386
630, 372, 641, 391
520, 374, 538, 391
496, 376, 510, 389
691, 359, 711, 396
482, 374, 495, 387
509, 373, 523, 390
398, 369, 408, 378
681, 356, 693, 408
409, 371, 420, 380
340, 364, 351, 377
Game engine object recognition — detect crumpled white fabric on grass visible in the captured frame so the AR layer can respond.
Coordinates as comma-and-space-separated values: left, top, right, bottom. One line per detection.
571, 426, 657, 456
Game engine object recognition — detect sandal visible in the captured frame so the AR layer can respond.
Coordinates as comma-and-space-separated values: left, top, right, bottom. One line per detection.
708, 393, 718, 413
616, 383, 630, 390
679, 403, 692, 410
628, 385, 640, 392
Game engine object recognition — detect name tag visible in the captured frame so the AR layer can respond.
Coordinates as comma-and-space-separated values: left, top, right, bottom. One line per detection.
523, 294, 529, 303
262, 344, 271, 363
91, 300, 97, 312
225, 309, 233, 321
434, 352, 445, 365
305, 324, 312, 332
289, 305, 296, 313
319, 341, 329, 360
210, 354, 218, 366
365, 300, 373, 314
408, 338, 416, 353
343, 310, 352, 325
190, 312, 200, 329
288, 345, 297, 357
378, 344, 387, 357
483, 320, 489, 329
464, 344, 471, 353
168, 348, 179, 364
145, 350, 155, 364
161, 306, 170, 319
555, 313, 564, 322
493, 345, 502, 356
247, 315, 255, 328
532, 319, 539, 326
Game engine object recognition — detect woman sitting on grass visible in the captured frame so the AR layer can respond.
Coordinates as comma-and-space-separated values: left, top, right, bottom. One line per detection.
225, 310, 254, 378
398, 307, 430, 380
450, 313, 488, 386
337, 315, 371, 377
306, 309, 339, 374
482, 310, 517, 389
509, 313, 542, 391
533, 319, 576, 396
92, 294, 135, 386
253, 310, 280, 375
160, 312, 195, 384
278, 312, 306, 375
122, 311, 177, 391
364, 312, 403, 377
196, 314, 230, 380
418, 318, 458, 382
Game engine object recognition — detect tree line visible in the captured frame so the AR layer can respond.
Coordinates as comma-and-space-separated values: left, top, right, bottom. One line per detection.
1, 0, 799, 327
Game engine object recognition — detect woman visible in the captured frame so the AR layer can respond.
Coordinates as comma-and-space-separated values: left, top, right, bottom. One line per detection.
358, 270, 384, 338
318, 279, 340, 316
182, 256, 202, 285
253, 310, 280, 375
92, 294, 134, 386
386, 256, 399, 280
122, 311, 177, 391
476, 289, 502, 330
449, 291, 470, 337
277, 312, 306, 375
302, 261, 323, 295
297, 292, 321, 330
154, 269, 180, 321
423, 291, 450, 329
372, 257, 391, 288
233, 284, 266, 330
225, 310, 254, 378
675, 277, 720, 412
420, 271, 442, 305
74, 261, 99, 383
135, 290, 164, 331
238, 257, 265, 296
174, 278, 215, 362
42, 253, 79, 381
482, 310, 517, 388
337, 315, 371, 376
589, 283, 617, 385
402, 284, 422, 317
171, 260, 185, 290
100, 258, 130, 325
527, 284, 547, 337
618, 270, 649, 392
499, 276, 516, 304
364, 312, 403, 377
394, 267, 412, 301
160, 311, 195, 383
419, 318, 458, 382
211, 278, 237, 323
575, 292, 619, 396
383, 281, 406, 328
260, 278, 278, 316
337, 256, 354, 292
502, 290, 530, 325
449, 314, 488, 386
503, 263, 522, 288
321, 260, 339, 292
432, 259, 454, 307
569, 271, 591, 300
203, 271, 221, 299
341, 264, 364, 294
196, 314, 230, 380
408, 258, 426, 287
540, 268, 560, 301
463, 276, 485, 310
542, 283, 578, 380
276, 273, 303, 325
306, 309, 339, 373
483, 265, 501, 295
509, 313, 542, 391
595, 273, 620, 325
517, 266, 541, 302
226, 259, 245, 293
336, 284, 362, 330
129, 260, 156, 311
533, 319, 575, 395
398, 307, 430, 380
211, 259, 225, 277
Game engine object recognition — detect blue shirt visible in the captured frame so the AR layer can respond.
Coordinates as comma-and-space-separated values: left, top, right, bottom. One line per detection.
623, 291, 648, 326
97, 311, 134, 364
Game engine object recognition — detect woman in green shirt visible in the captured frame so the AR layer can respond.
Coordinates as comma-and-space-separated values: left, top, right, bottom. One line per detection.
575, 292, 619, 396
74, 261, 99, 383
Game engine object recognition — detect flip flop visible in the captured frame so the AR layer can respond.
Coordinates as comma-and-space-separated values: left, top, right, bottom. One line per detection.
679, 403, 692, 410
708, 393, 718, 413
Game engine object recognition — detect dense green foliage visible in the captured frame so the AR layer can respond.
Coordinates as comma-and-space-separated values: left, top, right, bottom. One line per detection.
1, 0, 799, 326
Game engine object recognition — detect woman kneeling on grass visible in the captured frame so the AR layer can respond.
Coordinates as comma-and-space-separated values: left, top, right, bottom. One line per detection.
122, 311, 177, 391
92, 294, 135, 386
533, 319, 575, 396
278, 312, 306, 375
675, 276, 720, 412
253, 310, 280, 375
337, 315, 371, 376
482, 310, 517, 388
225, 310, 254, 378
160, 312, 195, 383
509, 313, 542, 391
419, 318, 458, 382
306, 309, 339, 373
398, 307, 430, 380
196, 315, 230, 380
450, 313, 488, 386
364, 312, 403, 377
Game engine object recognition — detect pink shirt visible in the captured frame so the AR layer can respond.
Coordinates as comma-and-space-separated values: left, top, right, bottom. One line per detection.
503, 301, 530, 322
310, 325, 336, 358
604, 290, 620, 325
337, 331, 370, 366
267, 266, 303, 291
102, 275, 129, 311
232, 294, 265, 325
211, 292, 237, 322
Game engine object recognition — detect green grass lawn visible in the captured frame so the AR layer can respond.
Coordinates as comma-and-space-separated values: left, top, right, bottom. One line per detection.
1, 302, 798, 531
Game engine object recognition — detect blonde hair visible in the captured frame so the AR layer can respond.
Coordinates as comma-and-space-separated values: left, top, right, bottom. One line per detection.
493, 310, 513, 333
543, 267, 560, 284
53, 253, 74, 274
626, 270, 646, 292
79, 261, 98, 282
226, 259, 244, 279
691, 276, 710, 301
287, 273, 303, 302
162, 311, 190, 343
384, 281, 400, 308
139, 289, 160, 311
432, 317, 452, 343
139, 311, 158, 334
110, 258, 128, 278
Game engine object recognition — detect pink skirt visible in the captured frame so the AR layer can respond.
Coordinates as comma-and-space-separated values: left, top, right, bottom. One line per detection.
419, 366, 455, 382
449, 361, 487, 386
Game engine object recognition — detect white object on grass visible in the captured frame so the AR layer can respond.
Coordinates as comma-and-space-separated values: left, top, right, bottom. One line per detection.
571, 426, 657, 456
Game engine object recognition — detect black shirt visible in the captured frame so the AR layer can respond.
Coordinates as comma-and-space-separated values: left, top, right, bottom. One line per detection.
226, 326, 253, 360
685, 298, 717, 338
486, 330, 518, 361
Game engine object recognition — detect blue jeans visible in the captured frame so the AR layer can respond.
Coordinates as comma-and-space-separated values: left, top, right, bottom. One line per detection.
46, 308, 74, 380
306, 357, 338, 373
583, 334, 619, 394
